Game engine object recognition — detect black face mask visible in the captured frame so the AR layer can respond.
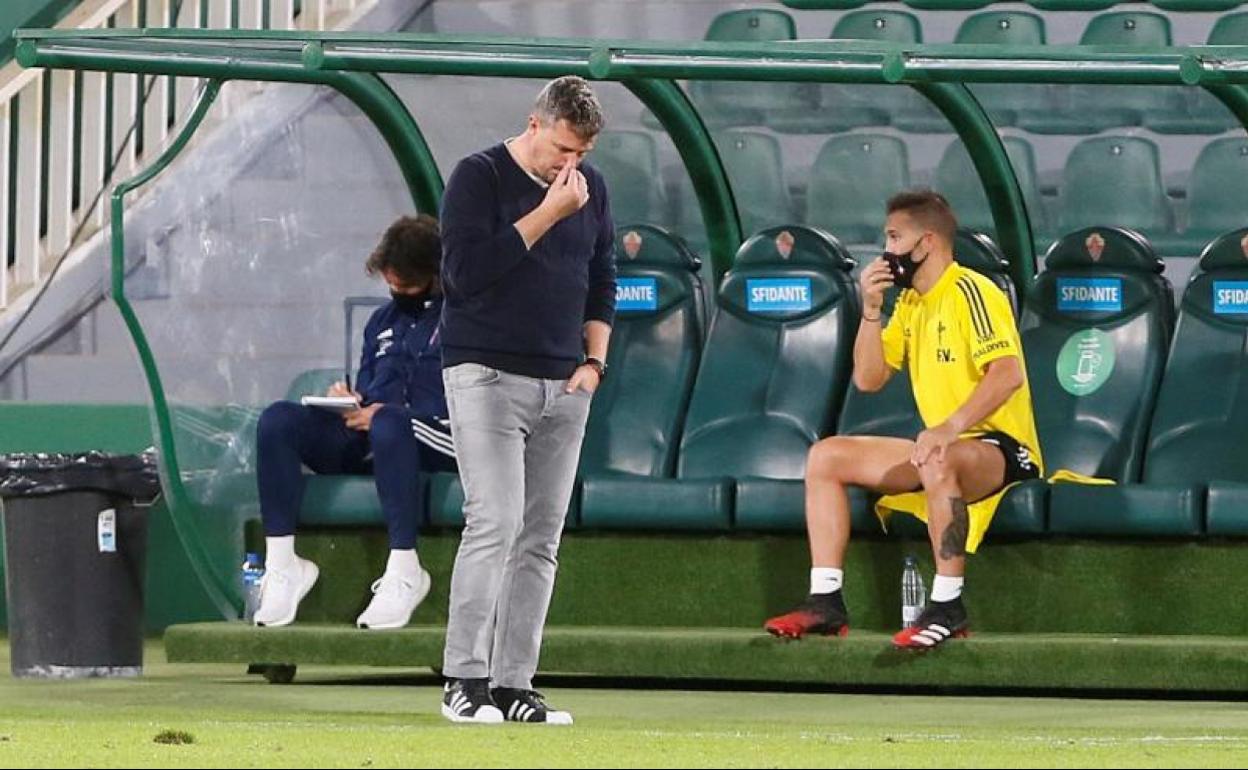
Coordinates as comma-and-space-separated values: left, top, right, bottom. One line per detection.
882, 238, 928, 290
391, 290, 428, 315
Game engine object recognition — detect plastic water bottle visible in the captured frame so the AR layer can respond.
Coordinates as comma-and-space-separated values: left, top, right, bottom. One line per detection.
241, 552, 265, 623
901, 555, 926, 628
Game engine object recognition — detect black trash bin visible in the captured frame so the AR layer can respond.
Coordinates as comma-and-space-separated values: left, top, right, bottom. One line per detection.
0, 449, 160, 678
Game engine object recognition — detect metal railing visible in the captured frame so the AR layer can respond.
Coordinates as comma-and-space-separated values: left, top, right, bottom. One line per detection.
0, 0, 371, 311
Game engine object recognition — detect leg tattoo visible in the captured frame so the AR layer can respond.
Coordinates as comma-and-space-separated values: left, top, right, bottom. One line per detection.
940, 498, 970, 561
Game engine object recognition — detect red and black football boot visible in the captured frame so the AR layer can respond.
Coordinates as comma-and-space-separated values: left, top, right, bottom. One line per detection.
764, 591, 850, 639
892, 597, 970, 650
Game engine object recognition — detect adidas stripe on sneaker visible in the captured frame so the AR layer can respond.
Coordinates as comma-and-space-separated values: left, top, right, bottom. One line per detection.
441, 678, 503, 724
491, 688, 574, 725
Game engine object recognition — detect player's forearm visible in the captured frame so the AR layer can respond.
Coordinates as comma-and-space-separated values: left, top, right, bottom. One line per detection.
852, 320, 891, 392
944, 357, 1025, 433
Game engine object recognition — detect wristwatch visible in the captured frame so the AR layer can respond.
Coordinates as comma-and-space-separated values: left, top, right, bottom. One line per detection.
583, 356, 608, 380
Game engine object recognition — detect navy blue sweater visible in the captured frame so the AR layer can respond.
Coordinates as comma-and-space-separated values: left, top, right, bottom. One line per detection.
439, 142, 616, 379
357, 296, 448, 420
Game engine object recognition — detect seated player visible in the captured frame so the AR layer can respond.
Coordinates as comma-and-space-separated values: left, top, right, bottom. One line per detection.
765, 190, 1042, 649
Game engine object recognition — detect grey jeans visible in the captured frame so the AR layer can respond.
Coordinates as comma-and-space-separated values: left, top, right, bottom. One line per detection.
440, 362, 591, 689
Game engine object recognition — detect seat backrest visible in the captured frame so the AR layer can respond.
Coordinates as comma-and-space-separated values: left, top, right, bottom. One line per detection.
827, 11, 925, 118
955, 11, 1045, 44
1143, 229, 1248, 484
591, 131, 666, 228
935, 136, 1046, 237
1208, 12, 1248, 44
1185, 138, 1248, 242
705, 7, 796, 41
806, 134, 909, 245
1021, 227, 1170, 481
679, 226, 859, 479
831, 10, 922, 42
693, 9, 807, 117
1030, 0, 1116, 9
581, 225, 707, 478
836, 231, 1018, 440
1080, 11, 1171, 46
716, 131, 795, 237
1059, 137, 1172, 236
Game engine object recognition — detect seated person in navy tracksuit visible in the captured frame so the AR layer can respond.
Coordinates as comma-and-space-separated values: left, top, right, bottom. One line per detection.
253, 214, 456, 630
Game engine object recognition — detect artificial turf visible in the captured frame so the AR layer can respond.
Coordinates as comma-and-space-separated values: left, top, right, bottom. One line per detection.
1, 641, 1247, 768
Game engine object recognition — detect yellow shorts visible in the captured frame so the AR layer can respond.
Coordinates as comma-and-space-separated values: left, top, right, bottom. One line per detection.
875, 469, 1112, 553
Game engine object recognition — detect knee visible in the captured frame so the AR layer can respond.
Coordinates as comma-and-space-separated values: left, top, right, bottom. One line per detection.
806, 437, 857, 483
368, 406, 410, 451
257, 401, 302, 445
918, 443, 975, 493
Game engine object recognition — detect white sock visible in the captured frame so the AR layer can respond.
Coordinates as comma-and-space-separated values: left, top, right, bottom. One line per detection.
265, 536, 296, 571
386, 548, 421, 578
931, 574, 964, 603
810, 567, 844, 595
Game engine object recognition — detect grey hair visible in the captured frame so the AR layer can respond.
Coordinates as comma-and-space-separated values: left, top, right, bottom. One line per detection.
533, 76, 605, 139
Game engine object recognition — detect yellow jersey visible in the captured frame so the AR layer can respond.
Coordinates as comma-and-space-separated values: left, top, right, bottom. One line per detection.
875, 262, 1043, 551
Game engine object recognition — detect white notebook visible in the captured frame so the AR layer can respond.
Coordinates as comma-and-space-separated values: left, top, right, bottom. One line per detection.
299, 395, 360, 413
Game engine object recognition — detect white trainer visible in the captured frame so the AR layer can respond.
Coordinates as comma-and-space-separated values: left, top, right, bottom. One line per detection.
253, 557, 319, 627
356, 568, 431, 630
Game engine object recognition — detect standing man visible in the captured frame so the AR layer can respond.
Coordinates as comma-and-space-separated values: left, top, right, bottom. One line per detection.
764, 190, 1042, 649
438, 76, 615, 725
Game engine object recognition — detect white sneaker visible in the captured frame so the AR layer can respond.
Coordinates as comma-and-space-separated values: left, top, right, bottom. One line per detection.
253, 557, 319, 627
355, 568, 431, 630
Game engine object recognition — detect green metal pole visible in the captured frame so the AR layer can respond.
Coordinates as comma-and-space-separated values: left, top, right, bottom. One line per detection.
327, 71, 443, 213
110, 79, 239, 619
1203, 83, 1248, 137
910, 82, 1035, 293
623, 79, 741, 280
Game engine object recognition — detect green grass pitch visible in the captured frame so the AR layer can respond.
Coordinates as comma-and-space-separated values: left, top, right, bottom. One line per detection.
0, 642, 1246, 768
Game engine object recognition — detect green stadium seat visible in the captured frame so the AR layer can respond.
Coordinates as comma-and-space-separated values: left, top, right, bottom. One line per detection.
1057, 137, 1175, 249
687, 8, 815, 130
590, 131, 668, 229
1184, 139, 1248, 248
582, 227, 859, 530
806, 134, 909, 246
770, 11, 920, 134
672, 131, 795, 253
1022, 228, 1171, 489
1018, 12, 1172, 135
955, 12, 1047, 129
1145, 88, 1239, 136
1147, 13, 1248, 135
1154, 0, 1243, 9
717, 131, 796, 237
906, 0, 993, 9
891, 11, 1047, 132
1208, 10, 1248, 41
1047, 230, 1248, 537
1145, 230, 1248, 535
934, 136, 1049, 248
580, 224, 708, 479
1027, 1, 1124, 12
